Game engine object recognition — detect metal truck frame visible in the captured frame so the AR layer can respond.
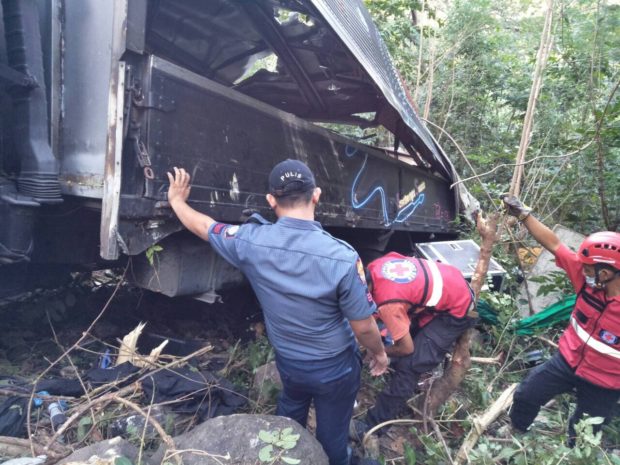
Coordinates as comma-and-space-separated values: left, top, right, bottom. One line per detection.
0, 0, 473, 301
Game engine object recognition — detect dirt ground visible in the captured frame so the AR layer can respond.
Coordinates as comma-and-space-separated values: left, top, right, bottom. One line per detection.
0, 271, 423, 463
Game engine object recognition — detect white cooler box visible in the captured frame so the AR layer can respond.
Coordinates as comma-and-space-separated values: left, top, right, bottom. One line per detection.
415, 239, 506, 291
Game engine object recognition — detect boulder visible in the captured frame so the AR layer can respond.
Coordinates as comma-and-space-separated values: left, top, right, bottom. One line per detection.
58, 437, 138, 465
148, 414, 328, 465
517, 224, 584, 316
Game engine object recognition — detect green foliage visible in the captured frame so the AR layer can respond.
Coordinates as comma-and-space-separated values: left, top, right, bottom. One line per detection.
403, 443, 417, 465
246, 336, 275, 373
529, 270, 573, 297
258, 428, 301, 464
76, 416, 93, 442
145, 244, 163, 267
468, 416, 620, 464
366, 0, 619, 232
114, 457, 134, 465
224, 336, 277, 410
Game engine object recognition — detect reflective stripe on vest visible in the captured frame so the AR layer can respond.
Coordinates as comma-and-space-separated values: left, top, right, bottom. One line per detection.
425, 259, 444, 307
571, 317, 620, 359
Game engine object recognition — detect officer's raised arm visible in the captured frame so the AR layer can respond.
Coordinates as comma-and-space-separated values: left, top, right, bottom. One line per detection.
167, 167, 216, 242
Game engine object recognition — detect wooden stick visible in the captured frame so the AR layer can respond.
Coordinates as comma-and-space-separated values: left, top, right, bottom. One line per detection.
470, 355, 503, 365
0, 436, 69, 462
455, 383, 518, 465
535, 335, 559, 349
509, 0, 555, 197
46, 344, 213, 447
28, 263, 129, 456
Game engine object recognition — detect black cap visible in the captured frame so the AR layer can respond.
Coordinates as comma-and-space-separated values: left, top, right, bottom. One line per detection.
268, 159, 316, 197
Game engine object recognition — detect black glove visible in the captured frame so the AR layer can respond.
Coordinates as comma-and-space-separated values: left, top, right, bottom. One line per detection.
502, 195, 532, 221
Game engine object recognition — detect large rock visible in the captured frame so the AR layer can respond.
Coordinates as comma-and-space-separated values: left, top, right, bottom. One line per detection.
58, 437, 139, 465
148, 414, 328, 465
518, 224, 584, 316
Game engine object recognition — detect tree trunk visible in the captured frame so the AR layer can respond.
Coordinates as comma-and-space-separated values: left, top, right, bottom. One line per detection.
423, 42, 436, 121
425, 211, 499, 414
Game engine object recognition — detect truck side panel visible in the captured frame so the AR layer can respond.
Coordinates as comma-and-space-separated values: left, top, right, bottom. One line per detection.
115, 57, 456, 256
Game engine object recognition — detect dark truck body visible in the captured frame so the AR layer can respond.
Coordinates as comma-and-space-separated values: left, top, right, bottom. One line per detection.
0, 0, 474, 301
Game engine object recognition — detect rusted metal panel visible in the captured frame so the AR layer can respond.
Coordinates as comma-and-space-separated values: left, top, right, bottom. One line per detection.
100, 0, 132, 260
114, 56, 456, 255
56, 0, 117, 198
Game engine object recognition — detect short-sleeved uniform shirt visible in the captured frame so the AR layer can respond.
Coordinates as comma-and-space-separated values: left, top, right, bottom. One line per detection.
373, 259, 473, 343
208, 214, 376, 361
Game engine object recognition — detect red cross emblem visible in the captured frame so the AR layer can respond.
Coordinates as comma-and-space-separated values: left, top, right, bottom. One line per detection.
381, 259, 417, 283
600, 330, 619, 345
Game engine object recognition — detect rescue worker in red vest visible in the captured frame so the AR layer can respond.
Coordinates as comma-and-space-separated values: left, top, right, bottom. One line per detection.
504, 196, 620, 444
352, 251, 477, 436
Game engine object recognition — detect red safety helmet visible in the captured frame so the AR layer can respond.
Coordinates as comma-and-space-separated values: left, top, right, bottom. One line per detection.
578, 231, 620, 269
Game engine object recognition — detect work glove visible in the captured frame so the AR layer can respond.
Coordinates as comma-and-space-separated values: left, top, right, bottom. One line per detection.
502, 195, 532, 221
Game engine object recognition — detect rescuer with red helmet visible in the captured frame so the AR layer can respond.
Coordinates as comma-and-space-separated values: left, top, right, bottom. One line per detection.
503, 196, 620, 445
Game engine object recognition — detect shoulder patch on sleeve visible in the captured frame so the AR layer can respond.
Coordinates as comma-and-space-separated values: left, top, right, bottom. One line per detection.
225, 225, 240, 238
356, 258, 367, 285
212, 223, 227, 235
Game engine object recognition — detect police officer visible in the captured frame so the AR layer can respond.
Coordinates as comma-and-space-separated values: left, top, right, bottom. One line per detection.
167, 160, 388, 465
503, 196, 620, 444
352, 251, 476, 436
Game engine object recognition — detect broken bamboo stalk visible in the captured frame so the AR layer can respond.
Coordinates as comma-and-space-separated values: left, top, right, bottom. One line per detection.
455, 383, 518, 465
425, 211, 499, 415
535, 335, 558, 349
509, 0, 554, 197
470, 355, 503, 365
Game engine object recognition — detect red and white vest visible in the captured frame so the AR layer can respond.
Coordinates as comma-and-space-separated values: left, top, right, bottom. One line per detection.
558, 285, 620, 389
367, 252, 473, 327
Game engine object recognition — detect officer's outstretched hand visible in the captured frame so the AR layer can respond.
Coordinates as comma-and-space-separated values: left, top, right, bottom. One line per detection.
167, 167, 191, 205
367, 350, 389, 376
502, 195, 532, 221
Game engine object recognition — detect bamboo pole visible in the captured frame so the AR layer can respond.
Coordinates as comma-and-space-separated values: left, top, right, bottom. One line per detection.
455, 384, 518, 464
509, 0, 555, 197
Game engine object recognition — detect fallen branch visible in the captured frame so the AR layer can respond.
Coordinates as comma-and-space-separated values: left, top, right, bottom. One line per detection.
0, 436, 69, 462
455, 383, 518, 465
46, 384, 139, 446
46, 389, 179, 465
28, 263, 129, 456
424, 211, 499, 415
535, 335, 559, 349
431, 418, 455, 465
163, 448, 231, 465
46, 343, 213, 447
470, 355, 503, 365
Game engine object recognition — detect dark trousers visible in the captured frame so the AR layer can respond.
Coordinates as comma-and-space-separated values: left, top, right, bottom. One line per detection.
276, 349, 361, 465
511, 351, 620, 442
367, 314, 474, 426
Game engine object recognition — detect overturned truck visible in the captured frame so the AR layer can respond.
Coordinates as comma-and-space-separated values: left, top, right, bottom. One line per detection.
0, 0, 473, 301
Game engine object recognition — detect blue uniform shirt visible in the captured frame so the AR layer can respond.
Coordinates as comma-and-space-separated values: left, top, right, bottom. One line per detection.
208, 214, 376, 361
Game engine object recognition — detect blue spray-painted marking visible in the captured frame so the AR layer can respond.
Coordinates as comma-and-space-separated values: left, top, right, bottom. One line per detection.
345, 145, 425, 227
